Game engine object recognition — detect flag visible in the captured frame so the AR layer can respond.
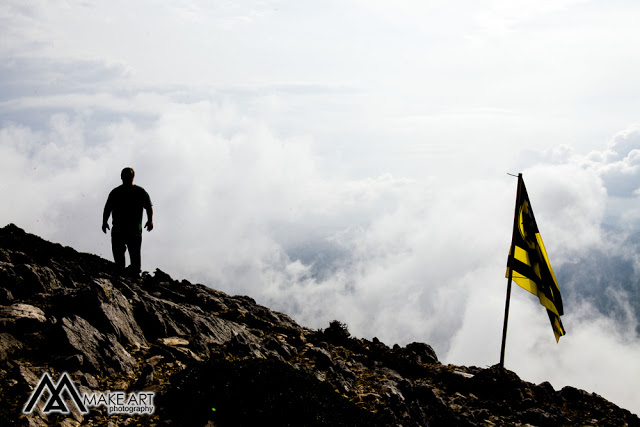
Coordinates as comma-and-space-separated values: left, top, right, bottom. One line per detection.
506, 175, 566, 342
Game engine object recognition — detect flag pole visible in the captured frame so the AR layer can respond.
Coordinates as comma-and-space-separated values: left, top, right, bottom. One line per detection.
500, 173, 522, 369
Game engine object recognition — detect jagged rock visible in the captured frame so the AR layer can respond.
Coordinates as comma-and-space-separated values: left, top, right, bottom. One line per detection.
224, 330, 265, 359
263, 334, 297, 360
131, 363, 155, 390
62, 278, 148, 349
0, 303, 47, 328
157, 337, 189, 346
469, 364, 526, 402
133, 292, 245, 358
403, 341, 439, 364
0, 333, 23, 360
58, 315, 137, 375
14, 363, 40, 389
0, 224, 638, 427
521, 407, 561, 426
306, 345, 334, 369
76, 372, 99, 389
334, 359, 356, 381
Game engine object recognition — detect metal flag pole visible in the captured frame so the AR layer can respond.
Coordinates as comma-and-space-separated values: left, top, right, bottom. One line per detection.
500, 173, 522, 369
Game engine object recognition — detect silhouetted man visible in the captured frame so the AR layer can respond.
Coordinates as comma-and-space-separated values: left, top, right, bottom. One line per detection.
102, 167, 153, 275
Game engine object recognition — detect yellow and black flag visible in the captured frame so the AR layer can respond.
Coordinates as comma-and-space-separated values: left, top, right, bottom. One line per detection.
506, 174, 566, 342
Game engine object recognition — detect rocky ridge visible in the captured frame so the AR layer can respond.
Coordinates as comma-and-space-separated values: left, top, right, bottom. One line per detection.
0, 223, 638, 426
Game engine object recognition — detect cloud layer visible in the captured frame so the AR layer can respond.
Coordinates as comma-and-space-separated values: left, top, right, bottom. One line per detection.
2, 91, 639, 413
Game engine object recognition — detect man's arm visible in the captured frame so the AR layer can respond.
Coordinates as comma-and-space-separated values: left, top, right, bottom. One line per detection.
102, 198, 111, 234
144, 206, 154, 231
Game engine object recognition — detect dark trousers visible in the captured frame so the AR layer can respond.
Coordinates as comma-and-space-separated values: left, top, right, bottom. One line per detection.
111, 229, 142, 272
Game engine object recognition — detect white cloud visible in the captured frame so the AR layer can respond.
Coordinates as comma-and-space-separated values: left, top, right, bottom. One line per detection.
519, 163, 607, 258
520, 293, 640, 414
473, 0, 589, 37
580, 125, 640, 197
2, 90, 640, 416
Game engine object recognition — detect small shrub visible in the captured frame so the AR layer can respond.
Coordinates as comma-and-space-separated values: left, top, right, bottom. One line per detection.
324, 320, 350, 341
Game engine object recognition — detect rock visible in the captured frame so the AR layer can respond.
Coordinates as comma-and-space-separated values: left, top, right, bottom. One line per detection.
146, 355, 164, 366
0, 333, 23, 360
263, 335, 297, 360
404, 341, 439, 364
133, 293, 243, 357
225, 331, 265, 359
306, 346, 334, 369
59, 315, 136, 375
521, 407, 560, 426
76, 372, 99, 389
158, 337, 190, 346
63, 354, 84, 371
469, 364, 525, 402
0, 303, 47, 329
334, 359, 356, 380
15, 362, 40, 389
13, 265, 50, 297
131, 363, 155, 391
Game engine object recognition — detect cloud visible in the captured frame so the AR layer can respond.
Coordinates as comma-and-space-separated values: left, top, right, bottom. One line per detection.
473, 0, 589, 36
580, 125, 640, 198
517, 163, 607, 258
259, 177, 514, 347
530, 292, 639, 412
2, 91, 640, 416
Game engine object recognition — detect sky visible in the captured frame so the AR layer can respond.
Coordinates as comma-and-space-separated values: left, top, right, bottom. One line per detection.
2, 0, 640, 415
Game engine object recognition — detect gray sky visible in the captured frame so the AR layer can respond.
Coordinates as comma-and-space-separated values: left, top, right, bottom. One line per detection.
2, 0, 640, 414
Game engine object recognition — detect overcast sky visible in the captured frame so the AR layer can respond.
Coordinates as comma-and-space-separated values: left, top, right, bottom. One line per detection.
2, 0, 640, 415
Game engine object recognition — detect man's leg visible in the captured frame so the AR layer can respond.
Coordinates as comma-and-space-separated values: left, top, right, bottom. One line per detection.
111, 230, 126, 270
127, 233, 143, 273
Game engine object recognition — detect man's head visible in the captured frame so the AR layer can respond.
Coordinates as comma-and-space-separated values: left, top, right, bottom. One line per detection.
121, 167, 135, 185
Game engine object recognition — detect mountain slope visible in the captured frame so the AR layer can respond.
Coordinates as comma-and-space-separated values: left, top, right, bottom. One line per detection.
0, 224, 637, 426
